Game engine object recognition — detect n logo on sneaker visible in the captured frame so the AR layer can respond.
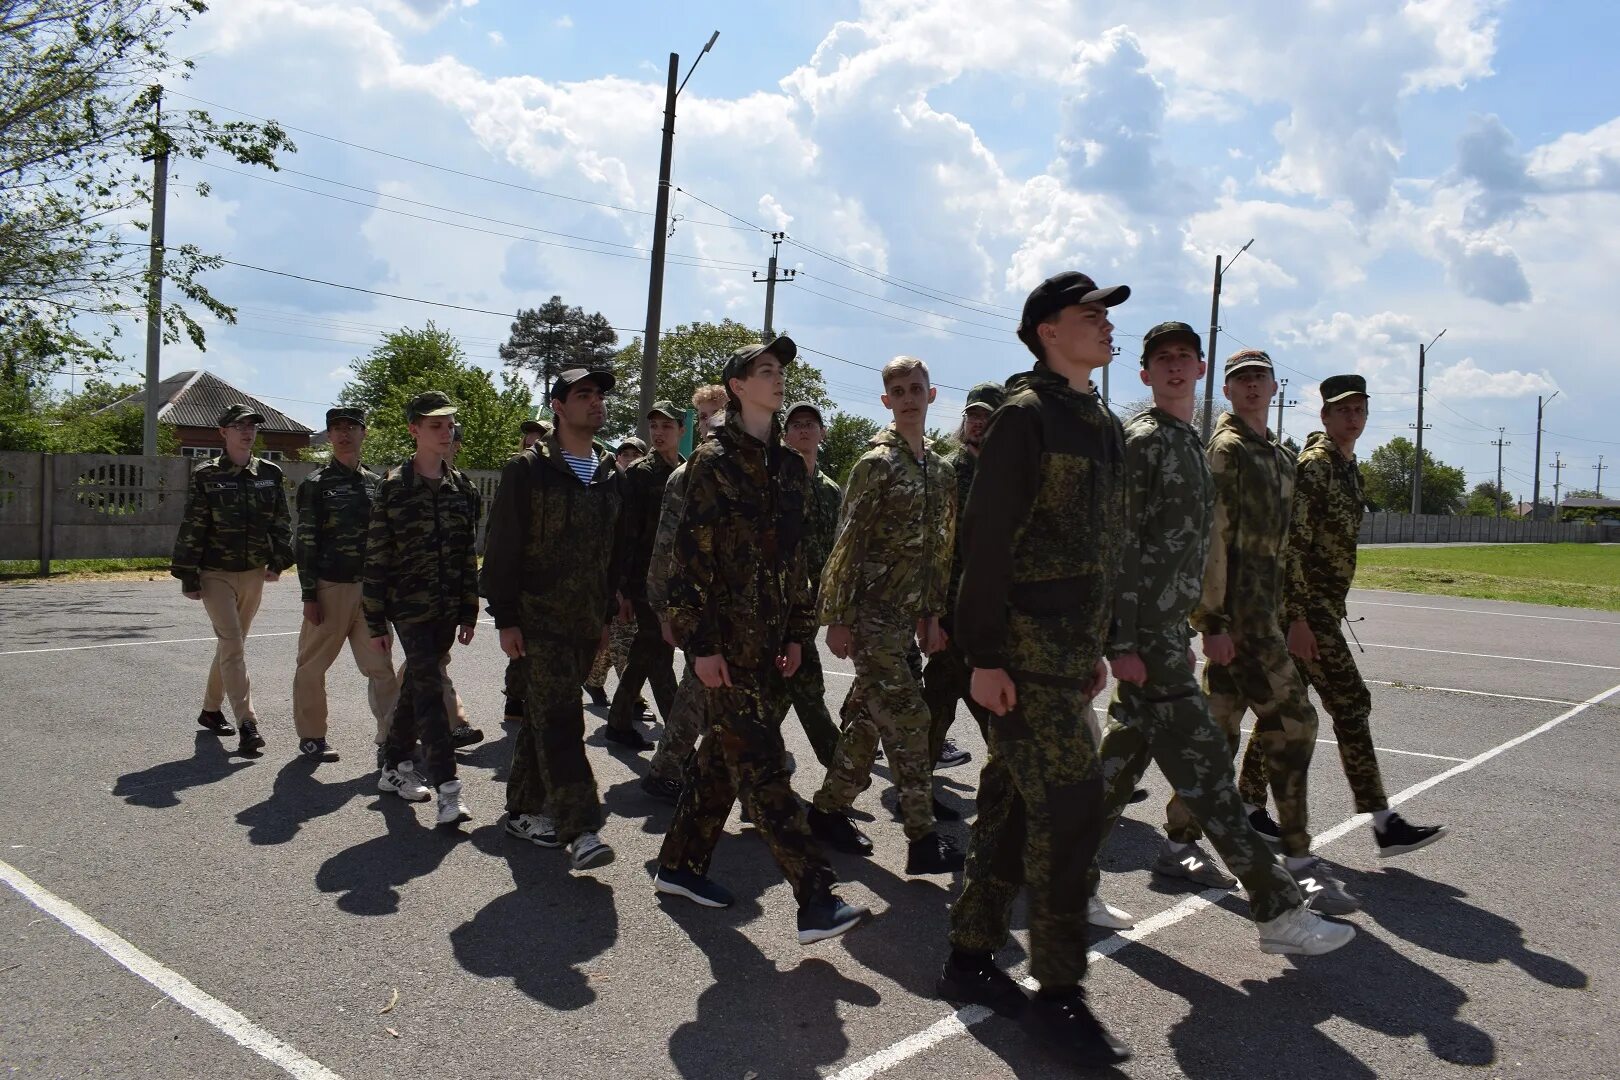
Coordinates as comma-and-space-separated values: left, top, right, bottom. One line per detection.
1298, 876, 1324, 895
1180, 856, 1207, 873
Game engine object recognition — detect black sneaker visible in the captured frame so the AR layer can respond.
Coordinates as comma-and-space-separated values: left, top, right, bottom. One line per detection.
932, 797, 962, 823
654, 867, 735, 909
449, 723, 485, 748
1375, 813, 1447, 858
937, 953, 1027, 1017
936, 738, 971, 769
504, 697, 525, 722
797, 893, 868, 945
237, 720, 265, 756
603, 725, 653, 752
196, 709, 235, 737
1027, 991, 1132, 1067
1128, 787, 1150, 804
639, 698, 655, 721
298, 738, 339, 762
807, 807, 874, 856
1248, 807, 1283, 846
584, 684, 609, 707
907, 832, 966, 875
641, 775, 682, 804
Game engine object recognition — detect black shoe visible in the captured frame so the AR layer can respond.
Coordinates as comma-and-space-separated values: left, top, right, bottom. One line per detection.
196, 709, 235, 737
237, 721, 265, 756
1128, 787, 1150, 804
298, 738, 339, 763
1375, 813, 1447, 858
449, 723, 485, 748
807, 807, 873, 856
907, 832, 966, 875
602, 725, 653, 752
641, 775, 682, 804
504, 697, 525, 721
1249, 807, 1283, 845
937, 953, 1027, 1017
936, 738, 972, 769
639, 698, 654, 721
654, 867, 735, 909
584, 684, 608, 707
932, 797, 962, 822
1027, 991, 1132, 1067
797, 893, 868, 945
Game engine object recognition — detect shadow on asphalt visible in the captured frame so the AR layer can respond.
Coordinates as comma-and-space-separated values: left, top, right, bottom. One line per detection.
313, 795, 468, 915
234, 757, 376, 845
111, 731, 253, 808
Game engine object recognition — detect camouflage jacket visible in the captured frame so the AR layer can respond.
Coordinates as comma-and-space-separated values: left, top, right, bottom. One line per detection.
818, 425, 954, 627
361, 460, 482, 638
666, 413, 815, 670
1281, 431, 1364, 623
801, 465, 844, 602
481, 436, 621, 639
294, 459, 383, 601
1191, 412, 1296, 639
614, 450, 682, 603
170, 456, 295, 592
1107, 408, 1214, 656
955, 364, 1126, 681
646, 461, 692, 618
942, 447, 978, 632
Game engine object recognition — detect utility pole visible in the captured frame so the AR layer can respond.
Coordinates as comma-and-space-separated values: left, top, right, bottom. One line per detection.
1552, 452, 1565, 516
1491, 428, 1511, 518
1274, 378, 1297, 442
1595, 455, 1606, 497
753, 231, 794, 340
1410, 329, 1444, 514
1200, 239, 1253, 440
142, 87, 170, 457
1533, 389, 1560, 519
637, 31, 719, 440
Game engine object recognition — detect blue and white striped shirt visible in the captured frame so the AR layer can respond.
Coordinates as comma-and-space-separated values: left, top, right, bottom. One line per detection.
560, 450, 597, 484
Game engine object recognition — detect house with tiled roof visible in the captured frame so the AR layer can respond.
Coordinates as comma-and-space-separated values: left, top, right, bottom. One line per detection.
103, 370, 313, 460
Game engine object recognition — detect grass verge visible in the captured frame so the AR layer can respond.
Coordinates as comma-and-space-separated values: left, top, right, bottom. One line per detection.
0, 557, 172, 584
1355, 544, 1620, 611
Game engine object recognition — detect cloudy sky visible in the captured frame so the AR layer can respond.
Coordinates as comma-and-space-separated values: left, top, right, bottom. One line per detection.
127, 0, 1620, 497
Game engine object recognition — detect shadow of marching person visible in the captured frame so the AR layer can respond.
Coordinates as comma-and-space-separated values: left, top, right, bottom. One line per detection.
234, 757, 377, 845
112, 731, 254, 809
313, 793, 468, 916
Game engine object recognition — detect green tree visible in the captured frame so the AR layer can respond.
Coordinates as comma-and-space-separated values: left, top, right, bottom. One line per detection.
1463, 480, 1514, 517
606, 320, 831, 439
1360, 436, 1466, 514
48, 378, 177, 454
926, 425, 959, 460
498, 295, 619, 397
820, 411, 880, 486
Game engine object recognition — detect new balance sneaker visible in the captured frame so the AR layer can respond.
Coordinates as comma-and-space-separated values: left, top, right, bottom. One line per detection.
236, 720, 265, 756
937, 953, 1028, 1017
797, 893, 868, 945
1375, 814, 1447, 858
1026, 990, 1132, 1067
936, 739, 972, 769
1086, 896, 1136, 930
807, 807, 874, 856
640, 775, 682, 804
448, 723, 484, 748
906, 832, 966, 875
196, 709, 234, 737
435, 780, 471, 827
505, 813, 560, 848
654, 867, 735, 909
1288, 857, 1361, 915
1152, 840, 1237, 889
1258, 903, 1357, 956
569, 831, 614, 871
1248, 807, 1283, 847
378, 761, 433, 802
298, 738, 340, 763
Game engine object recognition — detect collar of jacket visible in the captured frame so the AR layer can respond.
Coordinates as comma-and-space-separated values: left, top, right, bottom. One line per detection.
718, 409, 783, 453
322, 458, 369, 478
401, 458, 457, 488
1215, 411, 1276, 446
216, 455, 262, 476
1007, 362, 1097, 401
868, 423, 933, 455
1302, 429, 1354, 464
534, 433, 614, 482
1134, 406, 1201, 437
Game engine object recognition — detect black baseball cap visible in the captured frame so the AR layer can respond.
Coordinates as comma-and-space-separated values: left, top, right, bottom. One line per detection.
325, 406, 366, 428
405, 390, 457, 420
551, 368, 615, 400
616, 436, 648, 455
722, 335, 797, 386
1321, 373, 1369, 403
963, 382, 1006, 412
785, 400, 824, 425
217, 403, 266, 427
647, 399, 684, 423
1224, 349, 1275, 379
1141, 321, 1203, 364
1017, 271, 1130, 349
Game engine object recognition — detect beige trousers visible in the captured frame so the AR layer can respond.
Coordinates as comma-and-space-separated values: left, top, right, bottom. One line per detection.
291, 580, 402, 740
200, 569, 266, 722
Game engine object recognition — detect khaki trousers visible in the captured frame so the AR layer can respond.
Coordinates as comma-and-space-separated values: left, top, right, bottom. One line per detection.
291, 580, 402, 740
200, 569, 266, 722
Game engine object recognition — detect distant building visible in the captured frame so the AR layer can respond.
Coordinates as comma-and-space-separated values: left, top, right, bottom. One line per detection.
104, 370, 313, 460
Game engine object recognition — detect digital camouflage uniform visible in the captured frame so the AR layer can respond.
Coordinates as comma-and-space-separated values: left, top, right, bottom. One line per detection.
584, 617, 634, 691
1088, 408, 1303, 922
948, 365, 1125, 991
766, 465, 844, 768
171, 454, 295, 724
922, 444, 995, 758
646, 459, 706, 784
608, 450, 684, 731
292, 458, 400, 740
659, 413, 836, 904
482, 436, 621, 845
1179, 412, 1320, 858
812, 426, 955, 841
1240, 431, 1387, 814
362, 460, 481, 787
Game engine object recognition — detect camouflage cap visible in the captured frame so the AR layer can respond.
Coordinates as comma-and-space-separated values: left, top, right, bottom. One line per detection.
963, 381, 1006, 412
616, 436, 648, 455
551, 368, 614, 400
647, 399, 684, 423
722, 334, 797, 386
519, 418, 549, 434
405, 390, 457, 420
1321, 373, 1369, 403
785, 400, 824, 425
1223, 349, 1274, 379
325, 406, 366, 428
1016, 271, 1130, 349
1141, 321, 1203, 363
217, 403, 266, 427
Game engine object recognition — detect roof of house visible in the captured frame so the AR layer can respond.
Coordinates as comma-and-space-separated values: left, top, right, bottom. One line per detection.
1561, 496, 1620, 509
103, 370, 313, 435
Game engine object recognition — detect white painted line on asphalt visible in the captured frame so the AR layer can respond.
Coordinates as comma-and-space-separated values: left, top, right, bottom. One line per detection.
1350, 598, 1620, 626
0, 858, 345, 1080
830, 678, 1620, 1080
0, 631, 301, 657
1364, 679, 1579, 706
1237, 727, 1468, 763
1361, 642, 1619, 671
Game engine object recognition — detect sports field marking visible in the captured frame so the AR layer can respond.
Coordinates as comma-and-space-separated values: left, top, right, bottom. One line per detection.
0, 630, 301, 657
1236, 727, 1470, 763
829, 678, 1620, 1080
1361, 642, 1619, 671
1350, 598, 1620, 626
1364, 679, 1579, 706
0, 859, 345, 1080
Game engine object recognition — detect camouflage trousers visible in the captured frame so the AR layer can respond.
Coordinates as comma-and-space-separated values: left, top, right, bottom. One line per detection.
921, 634, 992, 761
585, 617, 634, 688
608, 601, 678, 732
1088, 629, 1302, 923
766, 634, 840, 768
813, 617, 935, 841
1241, 612, 1387, 814
382, 620, 459, 788
950, 675, 1107, 991
648, 657, 706, 783
507, 629, 601, 845
1170, 632, 1319, 858
659, 666, 836, 904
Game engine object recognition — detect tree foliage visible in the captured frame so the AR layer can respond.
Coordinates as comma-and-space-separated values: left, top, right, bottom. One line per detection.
0, 375, 176, 453
820, 412, 880, 486
1360, 436, 1467, 514
1463, 480, 1515, 517
498, 295, 618, 396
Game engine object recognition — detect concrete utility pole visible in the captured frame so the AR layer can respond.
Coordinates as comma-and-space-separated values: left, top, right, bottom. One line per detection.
637, 30, 719, 440
1552, 452, 1565, 516
1595, 455, 1606, 496
1491, 428, 1511, 518
1533, 389, 1560, 519
753, 231, 794, 340
1409, 329, 1444, 514
142, 87, 170, 457
1274, 378, 1297, 442
1200, 239, 1253, 440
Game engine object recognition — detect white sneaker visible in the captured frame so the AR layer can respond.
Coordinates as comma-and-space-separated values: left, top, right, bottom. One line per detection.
378, 761, 433, 802
1258, 903, 1357, 956
568, 831, 614, 871
1087, 895, 1136, 930
435, 780, 471, 826
505, 813, 561, 848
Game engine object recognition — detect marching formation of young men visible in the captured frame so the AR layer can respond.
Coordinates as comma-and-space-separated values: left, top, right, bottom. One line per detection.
170, 268, 1446, 1068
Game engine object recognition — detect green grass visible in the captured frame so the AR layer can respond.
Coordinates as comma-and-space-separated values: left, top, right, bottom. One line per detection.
0, 557, 170, 581
1355, 544, 1620, 611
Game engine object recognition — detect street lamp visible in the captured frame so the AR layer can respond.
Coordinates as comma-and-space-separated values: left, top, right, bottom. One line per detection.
1199, 238, 1254, 438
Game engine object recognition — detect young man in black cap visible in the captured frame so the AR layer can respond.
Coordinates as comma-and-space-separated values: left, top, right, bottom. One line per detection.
654, 336, 867, 944
483, 368, 621, 871
171, 403, 295, 756
936, 272, 1131, 1067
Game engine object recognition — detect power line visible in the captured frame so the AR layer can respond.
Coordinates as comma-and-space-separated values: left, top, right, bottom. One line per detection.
798, 344, 968, 393
1544, 429, 1620, 447
793, 282, 1018, 347
793, 270, 1013, 333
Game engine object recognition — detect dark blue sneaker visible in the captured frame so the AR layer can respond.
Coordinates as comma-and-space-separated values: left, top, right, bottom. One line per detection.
797, 893, 868, 945
654, 867, 735, 909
